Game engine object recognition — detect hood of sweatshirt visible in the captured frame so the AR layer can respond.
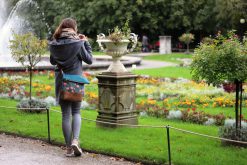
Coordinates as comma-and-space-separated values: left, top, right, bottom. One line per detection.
49, 39, 83, 68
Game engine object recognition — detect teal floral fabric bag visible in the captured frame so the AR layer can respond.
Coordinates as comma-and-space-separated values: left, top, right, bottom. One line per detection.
60, 73, 89, 102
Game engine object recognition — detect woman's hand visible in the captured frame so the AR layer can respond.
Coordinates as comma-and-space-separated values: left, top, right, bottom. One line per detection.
78, 34, 87, 41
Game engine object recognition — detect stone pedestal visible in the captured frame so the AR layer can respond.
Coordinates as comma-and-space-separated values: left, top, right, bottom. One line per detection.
96, 72, 138, 127
159, 36, 171, 54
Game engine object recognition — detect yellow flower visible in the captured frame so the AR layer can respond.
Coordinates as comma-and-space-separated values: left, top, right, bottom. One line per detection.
147, 99, 156, 105
45, 85, 52, 91
32, 83, 39, 88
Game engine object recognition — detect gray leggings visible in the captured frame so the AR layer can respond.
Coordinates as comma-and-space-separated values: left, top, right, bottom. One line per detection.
60, 100, 81, 147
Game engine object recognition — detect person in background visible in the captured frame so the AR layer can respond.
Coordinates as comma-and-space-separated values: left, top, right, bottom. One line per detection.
49, 18, 93, 157
142, 34, 149, 52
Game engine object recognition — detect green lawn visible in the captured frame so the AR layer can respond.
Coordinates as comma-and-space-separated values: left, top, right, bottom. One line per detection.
143, 53, 193, 64
131, 53, 193, 79
92, 51, 105, 55
0, 98, 246, 165
199, 107, 247, 118
133, 66, 192, 79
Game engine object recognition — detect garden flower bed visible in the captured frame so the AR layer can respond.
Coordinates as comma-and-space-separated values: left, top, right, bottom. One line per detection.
1, 71, 246, 126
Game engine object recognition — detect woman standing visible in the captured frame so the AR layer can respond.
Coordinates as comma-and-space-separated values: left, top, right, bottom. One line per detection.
49, 18, 93, 157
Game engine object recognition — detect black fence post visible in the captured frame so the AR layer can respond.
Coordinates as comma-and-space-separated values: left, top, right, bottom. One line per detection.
166, 125, 172, 165
46, 108, 51, 143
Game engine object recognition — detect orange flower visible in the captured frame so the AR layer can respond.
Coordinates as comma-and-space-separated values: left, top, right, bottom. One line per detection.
45, 85, 52, 91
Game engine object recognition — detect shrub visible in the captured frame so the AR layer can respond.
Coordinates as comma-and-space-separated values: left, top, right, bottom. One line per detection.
17, 99, 49, 113
181, 110, 208, 124
201, 37, 214, 44
214, 113, 226, 126
219, 126, 247, 147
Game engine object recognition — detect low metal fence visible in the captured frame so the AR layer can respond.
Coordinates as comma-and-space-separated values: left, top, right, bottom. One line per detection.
0, 105, 246, 165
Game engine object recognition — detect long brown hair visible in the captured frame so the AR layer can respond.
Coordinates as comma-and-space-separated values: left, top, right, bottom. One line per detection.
53, 18, 77, 39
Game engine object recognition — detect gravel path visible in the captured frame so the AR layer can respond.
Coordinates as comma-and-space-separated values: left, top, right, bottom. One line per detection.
0, 134, 139, 165
132, 60, 176, 70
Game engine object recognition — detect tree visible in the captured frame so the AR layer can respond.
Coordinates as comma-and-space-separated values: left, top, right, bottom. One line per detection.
191, 31, 247, 132
29, 0, 246, 44
214, 0, 247, 31
9, 33, 47, 101
179, 33, 194, 53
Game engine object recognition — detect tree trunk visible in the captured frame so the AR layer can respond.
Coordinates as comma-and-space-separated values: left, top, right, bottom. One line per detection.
235, 80, 239, 130
234, 80, 243, 132
29, 67, 32, 101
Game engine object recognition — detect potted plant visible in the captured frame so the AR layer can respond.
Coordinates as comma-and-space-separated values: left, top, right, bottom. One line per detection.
9, 32, 48, 113
97, 20, 138, 72
191, 30, 247, 145
179, 33, 194, 54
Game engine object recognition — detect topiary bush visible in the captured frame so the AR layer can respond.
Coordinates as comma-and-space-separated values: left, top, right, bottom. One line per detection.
179, 33, 194, 54
17, 99, 49, 113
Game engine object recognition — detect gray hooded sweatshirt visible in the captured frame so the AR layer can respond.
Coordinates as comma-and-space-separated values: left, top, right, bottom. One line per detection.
49, 38, 93, 103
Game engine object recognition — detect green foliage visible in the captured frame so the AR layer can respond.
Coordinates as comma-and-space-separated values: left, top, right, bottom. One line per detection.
9, 33, 48, 69
108, 19, 131, 43
87, 38, 100, 51
201, 37, 214, 44
214, 0, 247, 31
181, 110, 208, 124
219, 126, 247, 145
108, 26, 126, 43
191, 31, 247, 85
179, 33, 195, 44
179, 32, 195, 53
9, 33, 47, 100
32, 0, 245, 39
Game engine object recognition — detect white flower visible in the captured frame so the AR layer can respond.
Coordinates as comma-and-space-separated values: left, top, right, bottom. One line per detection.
224, 119, 235, 128
140, 111, 147, 116
44, 96, 56, 106
167, 110, 182, 119
81, 100, 90, 109
0, 93, 9, 98
204, 118, 215, 125
241, 121, 247, 128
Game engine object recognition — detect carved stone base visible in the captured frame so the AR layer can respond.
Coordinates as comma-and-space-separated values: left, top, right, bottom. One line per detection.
96, 72, 138, 128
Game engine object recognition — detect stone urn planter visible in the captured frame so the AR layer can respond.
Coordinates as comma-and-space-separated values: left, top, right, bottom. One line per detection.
96, 32, 139, 127
97, 33, 138, 72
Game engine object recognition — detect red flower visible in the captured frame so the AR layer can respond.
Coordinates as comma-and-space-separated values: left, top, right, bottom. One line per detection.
187, 108, 190, 112
83, 72, 90, 77
192, 107, 196, 112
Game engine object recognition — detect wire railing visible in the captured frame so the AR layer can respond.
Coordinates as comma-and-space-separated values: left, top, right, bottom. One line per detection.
0, 105, 247, 165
